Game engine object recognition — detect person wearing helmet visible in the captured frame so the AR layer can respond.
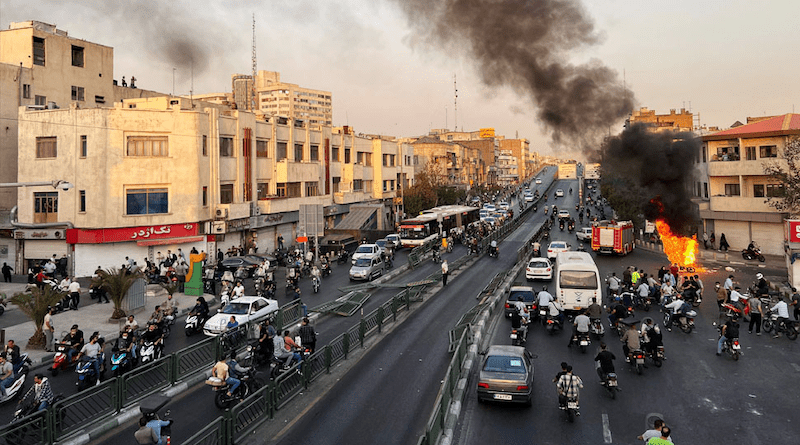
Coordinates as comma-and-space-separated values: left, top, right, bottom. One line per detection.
537, 285, 553, 309
755, 273, 769, 298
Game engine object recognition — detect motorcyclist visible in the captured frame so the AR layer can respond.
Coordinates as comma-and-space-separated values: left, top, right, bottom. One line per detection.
161, 294, 177, 323
548, 296, 565, 325
311, 265, 321, 282
140, 323, 164, 358
273, 332, 298, 367
770, 298, 790, 338
232, 281, 245, 300
556, 365, 583, 411
755, 273, 770, 298
568, 311, 591, 347
22, 373, 54, 411
76, 333, 103, 386
149, 305, 164, 326
607, 302, 628, 327
586, 298, 603, 321
717, 318, 740, 355
640, 318, 663, 355
226, 351, 251, 396
607, 273, 621, 300
490, 240, 498, 257
190, 297, 210, 323
63, 325, 85, 364
537, 286, 554, 312
513, 296, 530, 324
594, 342, 616, 382
532, 241, 541, 257
116, 330, 136, 359
664, 295, 690, 331
211, 354, 238, 398
620, 322, 641, 359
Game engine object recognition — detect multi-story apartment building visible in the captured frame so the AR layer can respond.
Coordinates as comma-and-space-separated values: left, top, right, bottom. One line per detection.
16, 97, 413, 276
499, 138, 532, 180
699, 113, 799, 256
496, 151, 518, 185
626, 107, 694, 133
253, 71, 332, 126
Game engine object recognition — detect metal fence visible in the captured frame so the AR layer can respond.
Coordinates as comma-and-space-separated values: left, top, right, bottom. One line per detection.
124, 277, 147, 313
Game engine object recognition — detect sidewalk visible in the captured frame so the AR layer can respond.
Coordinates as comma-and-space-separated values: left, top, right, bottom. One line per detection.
0, 277, 214, 367
634, 239, 788, 272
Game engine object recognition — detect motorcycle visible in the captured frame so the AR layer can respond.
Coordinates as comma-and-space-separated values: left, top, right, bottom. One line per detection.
562, 395, 579, 423
741, 245, 766, 262
596, 364, 619, 400
559, 221, 565, 232
717, 325, 742, 360
320, 262, 332, 278
545, 314, 563, 335
207, 367, 264, 410
312, 276, 320, 293
571, 331, 591, 352
589, 318, 605, 337
762, 309, 799, 340
489, 246, 499, 259
663, 308, 696, 333
50, 342, 79, 376
0, 354, 31, 403
336, 250, 349, 265
139, 340, 161, 365
184, 310, 207, 336
110, 346, 134, 378
76, 354, 105, 391
567, 222, 575, 233
12, 390, 64, 422
542, 231, 550, 241
510, 324, 528, 346
626, 349, 646, 375
432, 249, 442, 264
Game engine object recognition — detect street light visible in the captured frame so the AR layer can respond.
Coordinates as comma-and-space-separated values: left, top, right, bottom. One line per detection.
0, 180, 74, 190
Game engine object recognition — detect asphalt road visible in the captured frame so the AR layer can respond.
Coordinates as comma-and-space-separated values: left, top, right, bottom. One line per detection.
270, 177, 566, 445
452, 184, 800, 444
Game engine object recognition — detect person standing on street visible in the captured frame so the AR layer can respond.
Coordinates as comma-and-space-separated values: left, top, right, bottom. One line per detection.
43, 306, 55, 352
748, 292, 763, 335
441, 260, 449, 287
1, 262, 12, 283
68, 277, 81, 310
719, 233, 730, 251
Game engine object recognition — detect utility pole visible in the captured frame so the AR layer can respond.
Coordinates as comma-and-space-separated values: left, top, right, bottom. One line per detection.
251, 14, 258, 112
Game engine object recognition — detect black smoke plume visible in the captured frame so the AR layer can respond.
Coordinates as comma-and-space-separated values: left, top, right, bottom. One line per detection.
601, 124, 700, 236
390, 0, 634, 148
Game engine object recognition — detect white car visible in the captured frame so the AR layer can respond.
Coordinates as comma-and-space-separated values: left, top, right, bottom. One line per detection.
352, 243, 381, 264
535, 178, 542, 184
483, 204, 497, 212
546, 241, 570, 259
557, 210, 571, 219
555, 189, 564, 197
498, 201, 510, 210
385, 234, 402, 249
524, 194, 534, 202
576, 227, 592, 242
203, 296, 279, 336
526, 257, 553, 281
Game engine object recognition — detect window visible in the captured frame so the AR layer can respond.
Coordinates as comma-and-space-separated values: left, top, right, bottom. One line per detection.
287, 182, 301, 197
745, 146, 756, 161
220, 184, 234, 204
257, 182, 269, 199
696, 182, 702, 198
71, 45, 84, 67
127, 136, 168, 156
333, 177, 341, 193
220, 137, 234, 157
353, 179, 363, 191
202, 135, 208, 156
310, 144, 319, 161
759, 145, 777, 158
276, 183, 286, 197
724, 183, 741, 196
753, 184, 765, 198
80, 135, 87, 158
344, 147, 351, 163
256, 140, 268, 158
294, 143, 304, 161
703, 183, 708, 199
126, 188, 168, 215
36, 136, 57, 158
364, 180, 372, 191
33, 192, 58, 223
71, 86, 85, 101
79, 190, 86, 212
33, 37, 45, 66
306, 182, 319, 197
357, 152, 364, 165
276, 142, 287, 160
383, 154, 396, 166
202, 186, 208, 206
35, 95, 46, 106
94, 95, 105, 104
701, 147, 706, 163
383, 180, 395, 192
22, 84, 30, 99
363, 153, 372, 166
414, 155, 419, 165
766, 184, 785, 198
332, 146, 340, 162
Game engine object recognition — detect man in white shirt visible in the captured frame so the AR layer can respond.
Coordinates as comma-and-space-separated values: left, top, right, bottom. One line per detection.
724, 275, 734, 298
538, 286, 554, 309
68, 278, 81, 310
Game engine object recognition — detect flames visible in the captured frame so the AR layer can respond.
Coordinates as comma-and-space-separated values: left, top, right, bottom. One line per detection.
655, 220, 699, 268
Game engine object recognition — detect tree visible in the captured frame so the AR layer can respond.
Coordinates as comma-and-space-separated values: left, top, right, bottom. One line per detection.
763, 136, 800, 217
9, 286, 65, 348
404, 162, 467, 216
93, 267, 142, 319
159, 280, 179, 297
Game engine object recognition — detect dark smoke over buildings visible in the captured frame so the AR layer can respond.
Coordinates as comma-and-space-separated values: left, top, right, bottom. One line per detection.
601, 124, 700, 236
390, 0, 634, 148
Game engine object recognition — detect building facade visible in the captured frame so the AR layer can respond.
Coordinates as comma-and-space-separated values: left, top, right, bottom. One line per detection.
625, 107, 694, 132
254, 71, 332, 126
699, 114, 799, 255
16, 97, 413, 276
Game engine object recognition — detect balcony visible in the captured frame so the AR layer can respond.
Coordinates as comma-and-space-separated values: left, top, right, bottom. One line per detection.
334, 190, 371, 204
708, 158, 787, 177
274, 160, 321, 183
709, 196, 774, 213
257, 195, 329, 214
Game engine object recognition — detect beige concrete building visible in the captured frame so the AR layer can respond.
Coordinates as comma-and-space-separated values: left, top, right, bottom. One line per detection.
626, 107, 694, 132
16, 97, 411, 276
699, 114, 800, 256
253, 71, 332, 126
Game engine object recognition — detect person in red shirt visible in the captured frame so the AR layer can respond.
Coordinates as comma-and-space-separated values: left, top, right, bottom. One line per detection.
669, 263, 679, 277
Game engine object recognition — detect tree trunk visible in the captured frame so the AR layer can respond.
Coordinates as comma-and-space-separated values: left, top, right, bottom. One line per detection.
26, 329, 45, 349
111, 307, 127, 319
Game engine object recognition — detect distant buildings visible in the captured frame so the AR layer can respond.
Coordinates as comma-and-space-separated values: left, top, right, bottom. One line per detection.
626, 107, 694, 132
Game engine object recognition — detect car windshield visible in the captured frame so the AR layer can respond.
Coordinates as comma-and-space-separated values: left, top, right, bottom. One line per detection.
529, 260, 549, 268
550, 242, 567, 249
222, 302, 250, 315
484, 355, 526, 374
376, 240, 386, 248
354, 258, 372, 267
510, 291, 534, 301
560, 271, 598, 289
356, 246, 373, 254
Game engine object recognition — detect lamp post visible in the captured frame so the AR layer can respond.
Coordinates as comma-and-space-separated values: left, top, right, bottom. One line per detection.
0, 180, 73, 190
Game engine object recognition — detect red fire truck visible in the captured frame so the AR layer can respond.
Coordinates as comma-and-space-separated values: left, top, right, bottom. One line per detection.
591, 220, 635, 255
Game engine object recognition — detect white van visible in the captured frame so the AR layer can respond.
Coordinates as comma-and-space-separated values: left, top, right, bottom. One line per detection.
554, 251, 600, 312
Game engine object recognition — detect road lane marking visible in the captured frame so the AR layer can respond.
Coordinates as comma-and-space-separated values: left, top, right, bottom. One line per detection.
791, 363, 800, 372
698, 359, 715, 379
602, 413, 612, 443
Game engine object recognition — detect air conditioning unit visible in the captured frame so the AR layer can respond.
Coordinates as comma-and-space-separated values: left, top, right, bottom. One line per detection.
215, 208, 228, 219
211, 221, 226, 234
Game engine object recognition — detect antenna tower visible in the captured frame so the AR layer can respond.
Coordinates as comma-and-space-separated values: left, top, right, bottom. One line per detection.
454, 74, 458, 132
251, 14, 257, 112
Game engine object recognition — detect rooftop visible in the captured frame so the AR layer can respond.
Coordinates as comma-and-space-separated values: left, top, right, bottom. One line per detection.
704, 113, 800, 140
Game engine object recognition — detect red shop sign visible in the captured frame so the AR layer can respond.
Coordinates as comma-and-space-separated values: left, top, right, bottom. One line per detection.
67, 223, 199, 244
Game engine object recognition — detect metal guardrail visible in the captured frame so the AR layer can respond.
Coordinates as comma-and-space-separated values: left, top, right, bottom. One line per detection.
420, 329, 470, 445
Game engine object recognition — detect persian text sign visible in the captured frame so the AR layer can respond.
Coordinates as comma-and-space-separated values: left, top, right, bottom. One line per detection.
786, 220, 800, 243
66, 223, 198, 244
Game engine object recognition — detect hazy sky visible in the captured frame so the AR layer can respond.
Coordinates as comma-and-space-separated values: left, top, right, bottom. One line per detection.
2, 0, 799, 157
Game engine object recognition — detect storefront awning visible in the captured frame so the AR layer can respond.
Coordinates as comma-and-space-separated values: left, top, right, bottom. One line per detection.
136, 236, 205, 247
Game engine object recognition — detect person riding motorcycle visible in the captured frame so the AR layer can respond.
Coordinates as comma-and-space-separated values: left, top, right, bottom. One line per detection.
717, 318, 740, 355
537, 286, 554, 311
594, 342, 616, 382
640, 318, 663, 355
140, 323, 165, 358
620, 323, 641, 359
226, 351, 251, 396
755, 273, 770, 298
490, 240, 498, 257
63, 324, 85, 365
568, 312, 591, 347
548, 297, 565, 325
664, 295, 690, 331
115, 330, 137, 361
